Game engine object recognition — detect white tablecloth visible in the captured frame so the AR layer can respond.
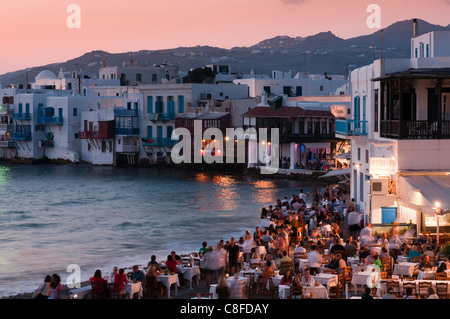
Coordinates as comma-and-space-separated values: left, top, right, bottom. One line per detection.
393, 262, 419, 277
351, 271, 380, 293
178, 266, 201, 288
278, 283, 328, 299
210, 277, 249, 299
124, 282, 142, 299
397, 255, 409, 263
347, 257, 360, 266
156, 274, 180, 298
313, 273, 338, 292
417, 270, 436, 280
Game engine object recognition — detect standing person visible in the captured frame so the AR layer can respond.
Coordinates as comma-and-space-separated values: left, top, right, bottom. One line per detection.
227, 237, 240, 275
347, 209, 360, 238
307, 245, 322, 275
33, 275, 51, 299
48, 274, 63, 299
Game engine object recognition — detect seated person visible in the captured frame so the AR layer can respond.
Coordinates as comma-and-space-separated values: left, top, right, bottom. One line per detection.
418, 255, 432, 270
130, 265, 145, 282
300, 268, 316, 286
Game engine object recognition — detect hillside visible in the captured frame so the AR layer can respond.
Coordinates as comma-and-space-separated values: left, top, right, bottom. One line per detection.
1, 18, 449, 86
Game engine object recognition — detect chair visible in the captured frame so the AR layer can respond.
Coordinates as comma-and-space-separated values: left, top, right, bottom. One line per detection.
144, 275, 164, 298
381, 257, 392, 277
380, 271, 387, 280
242, 272, 256, 299
328, 273, 344, 299
418, 281, 432, 298
279, 261, 293, 275
436, 282, 449, 299
91, 282, 106, 299
386, 281, 401, 298
411, 256, 421, 263
268, 277, 279, 299
435, 272, 448, 280
402, 282, 417, 295
108, 283, 122, 299
289, 285, 303, 299
343, 266, 352, 287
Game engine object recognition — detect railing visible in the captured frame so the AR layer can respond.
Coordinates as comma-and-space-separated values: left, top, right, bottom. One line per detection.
11, 132, 32, 141
0, 140, 15, 147
114, 108, 139, 117
381, 120, 450, 139
115, 127, 140, 136
0, 124, 13, 131
142, 137, 178, 147
12, 113, 31, 121
79, 131, 113, 139
335, 119, 368, 136
148, 113, 176, 121
119, 145, 139, 153
38, 116, 63, 125
280, 133, 337, 143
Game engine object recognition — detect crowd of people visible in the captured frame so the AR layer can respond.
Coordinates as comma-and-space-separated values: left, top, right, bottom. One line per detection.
32, 183, 449, 300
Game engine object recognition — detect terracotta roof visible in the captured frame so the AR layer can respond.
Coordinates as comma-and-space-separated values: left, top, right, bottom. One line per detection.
242, 106, 334, 118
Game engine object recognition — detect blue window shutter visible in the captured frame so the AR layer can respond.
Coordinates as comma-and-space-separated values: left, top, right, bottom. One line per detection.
147, 96, 153, 114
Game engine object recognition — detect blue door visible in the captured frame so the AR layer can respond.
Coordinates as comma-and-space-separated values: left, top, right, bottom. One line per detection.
382, 207, 397, 224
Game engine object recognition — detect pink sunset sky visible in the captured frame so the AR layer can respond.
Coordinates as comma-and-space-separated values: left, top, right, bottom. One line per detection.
0, 0, 449, 75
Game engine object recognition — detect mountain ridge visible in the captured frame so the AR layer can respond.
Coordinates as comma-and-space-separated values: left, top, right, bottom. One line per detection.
2, 18, 449, 85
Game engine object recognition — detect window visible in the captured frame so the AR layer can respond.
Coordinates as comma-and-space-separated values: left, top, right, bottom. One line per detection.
136, 73, 142, 82
360, 172, 364, 203
152, 74, 157, 83
357, 148, 361, 161
73, 108, 78, 116
320, 86, 324, 91
365, 149, 369, 164
374, 89, 379, 132
147, 96, 153, 113
263, 86, 271, 94
74, 133, 79, 139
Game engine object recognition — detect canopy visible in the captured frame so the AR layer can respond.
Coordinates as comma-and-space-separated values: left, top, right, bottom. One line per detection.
319, 168, 351, 179
398, 173, 450, 216
303, 142, 330, 149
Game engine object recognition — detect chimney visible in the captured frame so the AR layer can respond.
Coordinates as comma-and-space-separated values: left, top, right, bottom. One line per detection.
413, 19, 418, 38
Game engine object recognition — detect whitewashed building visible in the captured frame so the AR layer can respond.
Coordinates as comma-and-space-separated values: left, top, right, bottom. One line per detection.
337, 25, 450, 235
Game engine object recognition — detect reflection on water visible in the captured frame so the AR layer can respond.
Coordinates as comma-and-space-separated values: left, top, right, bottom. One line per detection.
0, 164, 324, 297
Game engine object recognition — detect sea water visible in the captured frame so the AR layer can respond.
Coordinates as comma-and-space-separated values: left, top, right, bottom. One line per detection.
0, 163, 322, 297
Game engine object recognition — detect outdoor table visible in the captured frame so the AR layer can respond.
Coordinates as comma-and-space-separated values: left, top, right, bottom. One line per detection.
210, 276, 249, 299
417, 269, 436, 280
351, 271, 380, 295
124, 281, 142, 299
380, 279, 450, 295
239, 268, 263, 282
397, 255, 409, 263
156, 273, 180, 298
393, 262, 419, 277
303, 283, 329, 299
265, 275, 284, 290
313, 273, 338, 293
278, 283, 328, 299
178, 265, 201, 288
347, 257, 360, 266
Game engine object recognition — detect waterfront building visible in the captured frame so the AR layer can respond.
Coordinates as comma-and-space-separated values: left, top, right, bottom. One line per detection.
242, 93, 347, 170
0, 89, 16, 159
233, 70, 348, 98
99, 59, 178, 86
337, 21, 450, 236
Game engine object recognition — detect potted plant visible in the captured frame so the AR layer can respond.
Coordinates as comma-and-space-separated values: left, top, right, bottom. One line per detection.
441, 243, 450, 258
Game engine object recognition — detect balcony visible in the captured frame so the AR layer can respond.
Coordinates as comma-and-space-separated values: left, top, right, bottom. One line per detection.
380, 120, 450, 139
79, 131, 113, 139
335, 119, 368, 136
142, 137, 178, 147
114, 108, 139, 117
38, 116, 63, 125
115, 127, 140, 136
0, 140, 15, 148
12, 113, 31, 121
11, 132, 32, 141
148, 113, 175, 121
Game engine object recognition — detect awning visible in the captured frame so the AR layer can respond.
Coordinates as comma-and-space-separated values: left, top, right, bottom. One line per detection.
398, 173, 450, 216
319, 168, 351, 179
303, 142, 330, 149
334, 152, 351, 160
